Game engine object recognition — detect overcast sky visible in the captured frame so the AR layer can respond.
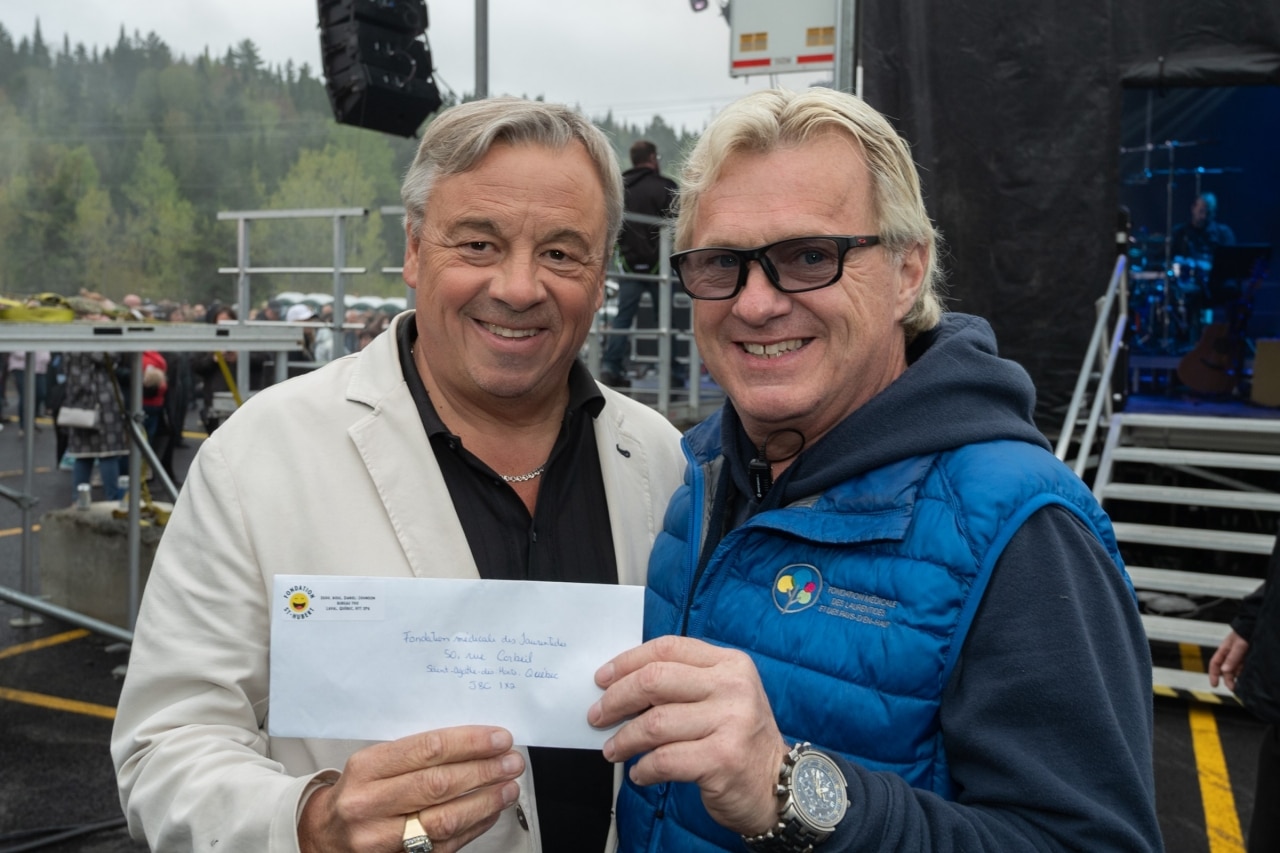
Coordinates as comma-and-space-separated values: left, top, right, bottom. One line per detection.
0, 0, 830, 131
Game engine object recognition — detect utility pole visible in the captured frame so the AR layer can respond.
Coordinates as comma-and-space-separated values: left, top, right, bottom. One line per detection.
475, 0, 489, 98
833, 0, 858, 95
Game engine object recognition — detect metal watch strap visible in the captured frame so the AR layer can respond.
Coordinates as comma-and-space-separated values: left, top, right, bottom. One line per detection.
744, 819, 828, 853
743, 742, 831, 853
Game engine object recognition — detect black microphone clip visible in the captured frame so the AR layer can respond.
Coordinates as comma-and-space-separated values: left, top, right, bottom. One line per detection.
748, 448, 772, 501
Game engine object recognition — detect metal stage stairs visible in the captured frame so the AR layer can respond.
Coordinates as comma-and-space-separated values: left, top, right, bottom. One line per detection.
1090, 412, 1280, 700
1057, 258, 1279, 701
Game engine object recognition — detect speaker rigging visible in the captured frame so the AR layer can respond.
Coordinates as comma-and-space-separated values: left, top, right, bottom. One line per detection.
317, 0, 443, 137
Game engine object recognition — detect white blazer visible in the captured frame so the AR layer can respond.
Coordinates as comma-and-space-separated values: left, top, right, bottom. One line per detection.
111, 312, 686, 852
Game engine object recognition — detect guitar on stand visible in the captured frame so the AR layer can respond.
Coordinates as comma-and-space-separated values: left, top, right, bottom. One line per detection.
1176, 250, 1271, 396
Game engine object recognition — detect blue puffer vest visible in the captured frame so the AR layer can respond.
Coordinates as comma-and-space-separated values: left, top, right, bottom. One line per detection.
615, 426, 1128, 852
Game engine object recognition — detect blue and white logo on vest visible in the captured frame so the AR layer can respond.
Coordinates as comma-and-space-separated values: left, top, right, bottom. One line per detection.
772, 564, 823, 613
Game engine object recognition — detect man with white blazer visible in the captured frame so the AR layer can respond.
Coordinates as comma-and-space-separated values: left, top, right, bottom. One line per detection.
112, 98, 685, 853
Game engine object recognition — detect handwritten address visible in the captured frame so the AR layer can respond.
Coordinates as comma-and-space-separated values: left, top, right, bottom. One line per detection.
403, 630, 568, 690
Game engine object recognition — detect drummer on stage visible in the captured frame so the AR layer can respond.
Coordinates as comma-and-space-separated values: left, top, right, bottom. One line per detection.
1171, 191, 1236, 276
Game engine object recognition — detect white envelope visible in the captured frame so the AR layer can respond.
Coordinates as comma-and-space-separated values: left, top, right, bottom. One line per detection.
268, 575, 643, 749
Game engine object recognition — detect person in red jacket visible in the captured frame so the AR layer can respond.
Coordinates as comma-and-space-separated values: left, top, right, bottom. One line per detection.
141, 350, 168, 443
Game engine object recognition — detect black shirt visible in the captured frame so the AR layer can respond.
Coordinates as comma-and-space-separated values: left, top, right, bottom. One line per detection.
1171, 219, 1236, 263
396, 320, 618, 851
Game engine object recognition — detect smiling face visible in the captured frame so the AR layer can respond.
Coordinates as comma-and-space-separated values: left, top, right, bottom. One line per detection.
691, 133, 926, 448
402, 140, 608, 418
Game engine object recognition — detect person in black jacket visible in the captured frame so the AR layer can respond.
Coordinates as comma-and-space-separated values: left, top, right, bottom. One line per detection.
1170, 191, 1236, 291
1171, 192, 1236, 263
1210, 536, 1280, 853
190, 303, 269, 433
600, 140, 682, 388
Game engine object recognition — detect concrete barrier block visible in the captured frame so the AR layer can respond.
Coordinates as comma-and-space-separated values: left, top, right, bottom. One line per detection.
38, 502, 170, 628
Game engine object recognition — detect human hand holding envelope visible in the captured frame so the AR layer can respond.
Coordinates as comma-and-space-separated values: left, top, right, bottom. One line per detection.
269, 575, 643, 749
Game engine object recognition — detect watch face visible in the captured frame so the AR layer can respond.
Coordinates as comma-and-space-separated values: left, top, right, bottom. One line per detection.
793, 754, 848, 829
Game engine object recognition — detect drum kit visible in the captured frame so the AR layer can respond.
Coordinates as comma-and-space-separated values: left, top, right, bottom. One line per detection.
1119, 137, 1243, 355
1126, 254, 1215, 355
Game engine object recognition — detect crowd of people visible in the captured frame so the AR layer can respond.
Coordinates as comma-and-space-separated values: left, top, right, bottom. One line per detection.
0, 295, 400, 498
124, 294, 401, 360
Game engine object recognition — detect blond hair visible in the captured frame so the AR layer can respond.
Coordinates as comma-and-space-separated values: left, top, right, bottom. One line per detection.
677, 87, 944, 338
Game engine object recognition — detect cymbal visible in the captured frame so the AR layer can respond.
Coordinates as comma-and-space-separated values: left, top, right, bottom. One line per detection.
1147, 166, 1242, 176
1119, 138, 1217, 154
1122, 166, 1242, 185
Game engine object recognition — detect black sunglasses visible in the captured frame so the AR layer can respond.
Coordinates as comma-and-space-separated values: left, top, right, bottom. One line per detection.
670, 235, 882, 301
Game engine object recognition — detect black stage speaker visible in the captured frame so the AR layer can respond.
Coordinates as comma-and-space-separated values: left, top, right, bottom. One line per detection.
318, 0, 442, 137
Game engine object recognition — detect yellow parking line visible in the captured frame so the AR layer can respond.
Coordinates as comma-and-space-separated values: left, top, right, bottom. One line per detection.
0, 525, 42, 538
0, 631, 119, 720
0, 629, 89, 661
0, 685, 116, 719
0, 467, 55, 478
1180, 643, 1244, 852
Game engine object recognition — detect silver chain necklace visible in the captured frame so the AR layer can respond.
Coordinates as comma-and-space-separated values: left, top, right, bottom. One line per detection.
413, 346, 546, 486
501, 465, 546, 483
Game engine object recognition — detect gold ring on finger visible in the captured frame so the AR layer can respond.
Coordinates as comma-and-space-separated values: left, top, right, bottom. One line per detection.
402, 814, 433, 853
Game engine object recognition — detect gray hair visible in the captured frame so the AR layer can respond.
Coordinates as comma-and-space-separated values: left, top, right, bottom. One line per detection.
676, 87, 944, 339
400, 97, 624, 258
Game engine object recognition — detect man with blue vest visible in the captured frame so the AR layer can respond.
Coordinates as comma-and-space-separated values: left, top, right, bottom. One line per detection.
589, 87, 1162, 851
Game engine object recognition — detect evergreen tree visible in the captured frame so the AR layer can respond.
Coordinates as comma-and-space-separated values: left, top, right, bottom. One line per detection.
0, 24, 17, 82
117, 132, 197, 300
30, 20, 51, 70
257, 133, 399, 298
2, 144, 106, 293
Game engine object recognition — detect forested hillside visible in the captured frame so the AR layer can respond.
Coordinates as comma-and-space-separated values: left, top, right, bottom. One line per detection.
0, 22, 698, 306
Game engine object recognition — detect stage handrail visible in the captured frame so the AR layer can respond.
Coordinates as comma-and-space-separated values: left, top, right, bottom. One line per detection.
1055, 255, 1128, 472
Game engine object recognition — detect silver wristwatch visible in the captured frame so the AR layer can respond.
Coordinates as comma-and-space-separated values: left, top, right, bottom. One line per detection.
743, 742, 849, 852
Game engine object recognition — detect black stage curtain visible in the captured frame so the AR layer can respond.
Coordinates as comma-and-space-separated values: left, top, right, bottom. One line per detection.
860, 0, 1280, 427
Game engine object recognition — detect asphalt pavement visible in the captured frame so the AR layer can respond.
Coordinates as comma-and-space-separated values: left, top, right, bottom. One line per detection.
0, 408, 196, 853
